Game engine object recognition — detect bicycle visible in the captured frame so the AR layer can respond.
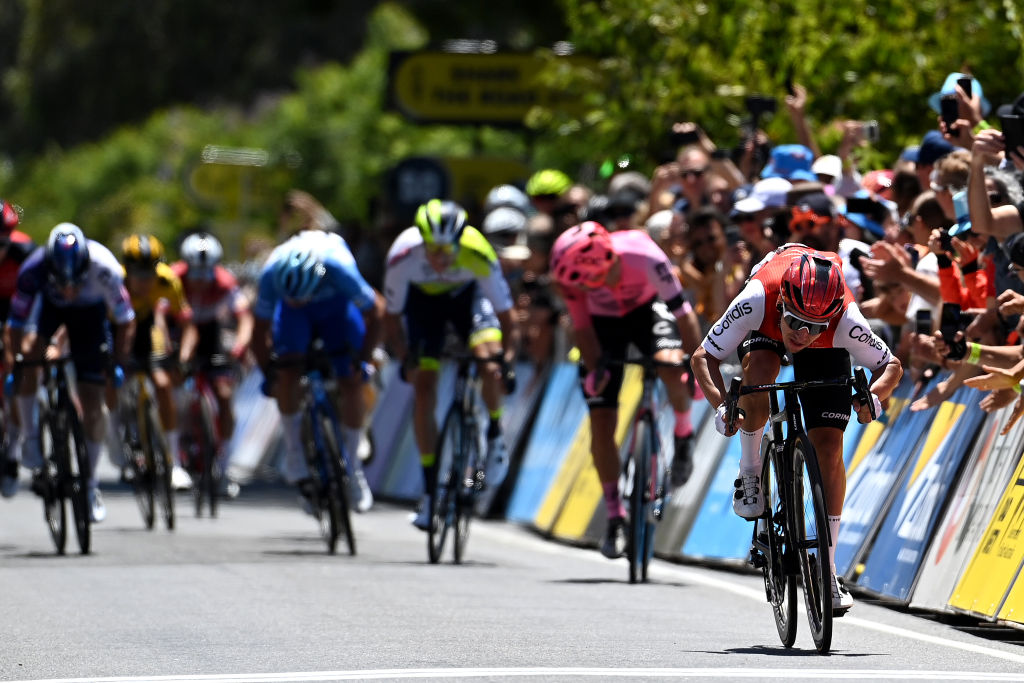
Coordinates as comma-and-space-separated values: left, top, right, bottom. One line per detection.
427, 353, 500, 565
118, 362, 175, 531
180, 357, 232, 518
274, 340, 355, 556
608, 356, 687, 584
16, 355, 92, 555
726, 367, 874, 654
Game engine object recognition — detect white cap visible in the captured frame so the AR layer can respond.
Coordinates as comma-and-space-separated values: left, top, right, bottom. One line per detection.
811, 154, 842, 179
733, 177, 793, 215
644, 209, 676, 240
482, 207, 528, 235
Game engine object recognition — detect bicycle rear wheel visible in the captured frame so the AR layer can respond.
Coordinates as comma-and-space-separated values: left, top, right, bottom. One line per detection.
68, 411, 91, 555
321, 414, 355, 556
145, 404, 175, 531
626, 414, 654, 584
759, 434, 797, 647
791, 434, 833, 654
38, 412, 67, 554
429, 405, 460, 564
453, 416, 480, 565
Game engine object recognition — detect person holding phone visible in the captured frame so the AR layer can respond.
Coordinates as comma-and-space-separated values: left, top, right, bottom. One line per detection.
967, 129, 1024, 242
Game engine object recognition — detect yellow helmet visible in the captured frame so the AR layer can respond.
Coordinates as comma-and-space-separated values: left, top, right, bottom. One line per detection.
121, 233, 164, 269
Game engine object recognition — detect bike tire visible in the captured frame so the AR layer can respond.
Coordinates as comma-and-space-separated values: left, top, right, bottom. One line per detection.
453, 415, 479, 565
321, 414, 355, 556
145, 403, 175, 531
791, 433, 833, 654
68, 410, 91, 555
760, 434, 797, 648
38, 413, 67, 555
627, 415, 652, 584
200, 395, 219, 518
300, 411, 333, 551
429, 405, 460, 564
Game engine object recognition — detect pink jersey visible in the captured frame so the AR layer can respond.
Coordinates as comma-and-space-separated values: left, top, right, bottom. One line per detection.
562, 230, 688, 327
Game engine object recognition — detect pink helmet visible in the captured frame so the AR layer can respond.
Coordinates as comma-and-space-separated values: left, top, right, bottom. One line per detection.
550, 221, 616, 288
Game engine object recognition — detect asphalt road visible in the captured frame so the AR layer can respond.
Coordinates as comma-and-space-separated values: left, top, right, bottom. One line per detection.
2, 482, 1024, 683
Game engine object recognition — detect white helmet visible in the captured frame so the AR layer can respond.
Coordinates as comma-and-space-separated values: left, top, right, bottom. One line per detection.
180, 232, 223, 278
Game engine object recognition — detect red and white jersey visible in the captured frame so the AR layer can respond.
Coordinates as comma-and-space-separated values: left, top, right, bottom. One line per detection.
701, 244, 892, 371
170, 261, 247, 325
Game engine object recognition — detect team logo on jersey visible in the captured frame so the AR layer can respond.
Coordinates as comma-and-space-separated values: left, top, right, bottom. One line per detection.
712, 301, 753, 336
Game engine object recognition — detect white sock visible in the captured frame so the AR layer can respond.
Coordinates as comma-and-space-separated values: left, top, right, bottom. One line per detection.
339, 425, 363, 475
279, 412, 308, 484
829, 515, 841, 575
738, 425, 765, 472
86, 440, 104, 488
166, 429, 181, 466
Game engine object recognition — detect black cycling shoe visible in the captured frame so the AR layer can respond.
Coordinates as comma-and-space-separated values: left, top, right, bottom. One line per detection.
600, 516, 627, 559
671, 434, 694, 488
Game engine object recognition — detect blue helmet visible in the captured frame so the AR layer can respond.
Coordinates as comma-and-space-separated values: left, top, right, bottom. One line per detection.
272, 244, 324, 301
46, 223, 91, 287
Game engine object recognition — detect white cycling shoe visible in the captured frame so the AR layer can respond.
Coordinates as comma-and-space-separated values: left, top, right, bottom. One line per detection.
732, 468, 764, 520
348, 469, 373, 513
832, 573, 854, 613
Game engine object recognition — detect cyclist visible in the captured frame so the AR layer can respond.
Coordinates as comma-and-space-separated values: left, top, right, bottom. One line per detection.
8, 223, 136, 523
120, 233, 197, 491
171, 231, 253, 495
549, 221, 702, 559
0, 200, 37, 498
690, 244, 903, 612
251, 229, 384, 514
383, 199, 519, 531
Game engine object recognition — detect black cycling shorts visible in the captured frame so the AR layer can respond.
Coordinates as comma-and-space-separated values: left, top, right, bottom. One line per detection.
581, 297, 682, 410
740, 332, 852, 431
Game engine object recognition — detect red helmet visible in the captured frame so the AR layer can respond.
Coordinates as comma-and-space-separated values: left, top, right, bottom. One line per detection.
0, 200, 19, 232
550, 221, 616, 288
780, 252, 845, 323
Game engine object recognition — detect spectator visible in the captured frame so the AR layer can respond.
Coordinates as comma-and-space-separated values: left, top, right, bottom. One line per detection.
907, 130, 956, 195
677, 207, 745, 330
931, 149, 971, 220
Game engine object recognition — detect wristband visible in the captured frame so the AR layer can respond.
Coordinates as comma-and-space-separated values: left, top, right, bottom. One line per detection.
1014, 383, 1023, 394
936, 254, 953, 269
973, 120, 992, 135
967, 342, 982, 365
960, 261, 980, 274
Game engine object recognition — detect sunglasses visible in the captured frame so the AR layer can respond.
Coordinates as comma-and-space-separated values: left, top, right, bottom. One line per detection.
681, 167, 708, 179
900, 212, 918, 229
781, 306, 829, 335
789, 205, 832, 233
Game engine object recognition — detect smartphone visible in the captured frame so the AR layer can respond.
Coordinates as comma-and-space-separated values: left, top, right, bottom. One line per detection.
784, 68, 796, 98
939, 229, 953, 252
849, 248, 868, 272
915, 309, 933, 336
957, 76, 973, 99
1001, 114, 1024, 157
670, 128, 701, 147
846, 197, 877, 215
862, 120, 880, 144
940, 94, 960, 131
939, 302, 962, 346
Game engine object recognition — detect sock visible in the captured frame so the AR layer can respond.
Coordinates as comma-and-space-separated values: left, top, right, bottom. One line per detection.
603, 480, 626, 519
165, 429, 181, 467
279, 412, 308, 484
829, 515, 841, 575
420, 453, 437, 497
739, 425, 765, 472
339, 425, 363, 474
16, 394, 38, 434
673, 409, 693, 438
488, 407, 503, 439
86, 440, 104, 488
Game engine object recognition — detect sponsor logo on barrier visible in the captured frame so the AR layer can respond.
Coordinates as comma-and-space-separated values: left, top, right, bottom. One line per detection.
712, 301, 753, 336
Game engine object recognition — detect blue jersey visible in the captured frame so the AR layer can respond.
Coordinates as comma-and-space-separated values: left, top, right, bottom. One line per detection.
253, 230, 376, 320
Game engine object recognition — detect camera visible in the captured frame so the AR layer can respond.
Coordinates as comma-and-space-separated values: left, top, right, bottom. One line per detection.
957, 76, 973, 99
745, 95, 777, 118
862, 120, 880, 144
670, 127, 701, 147
1001, 114, 1024, 157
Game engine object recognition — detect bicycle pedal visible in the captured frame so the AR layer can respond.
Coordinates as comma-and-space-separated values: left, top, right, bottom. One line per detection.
749, 549, 767, 569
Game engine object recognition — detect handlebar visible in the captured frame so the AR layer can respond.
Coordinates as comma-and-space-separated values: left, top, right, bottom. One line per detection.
724, 368, 875, 431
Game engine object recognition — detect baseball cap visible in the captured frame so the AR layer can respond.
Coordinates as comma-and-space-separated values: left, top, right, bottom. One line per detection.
644, 209, 676, 240
761, 144, 816, 181
948, 190, 972, 236
811, 154, 842, 180
482, 207, 528, 235
731, 177, 793, 215
862, 169, 895, 200
908, 130, 955, 167
928, 72, 991, 117
839, 192, 885, 238
793, 192, 834, 220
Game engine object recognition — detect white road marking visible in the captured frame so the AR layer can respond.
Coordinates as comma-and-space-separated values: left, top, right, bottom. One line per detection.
9, 668, 1024, 682
478, 523, 1024, 666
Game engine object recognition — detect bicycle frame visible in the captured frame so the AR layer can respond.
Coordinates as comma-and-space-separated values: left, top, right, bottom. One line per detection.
182, 366, 222, 517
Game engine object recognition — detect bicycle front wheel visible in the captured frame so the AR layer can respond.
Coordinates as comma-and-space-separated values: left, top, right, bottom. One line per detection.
759, 434, 796, 648
791, 434, 833, 654
453, 415, 480, 565
627, 414, 654, 584
321, 414, 355, 556
38, 411, 67, 555
68, 410, 92, 555
429, 405, 460, 564
145, 404, 175, 531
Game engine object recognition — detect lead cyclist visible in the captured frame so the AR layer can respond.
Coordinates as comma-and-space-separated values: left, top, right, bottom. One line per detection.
690, 244, 902, 612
